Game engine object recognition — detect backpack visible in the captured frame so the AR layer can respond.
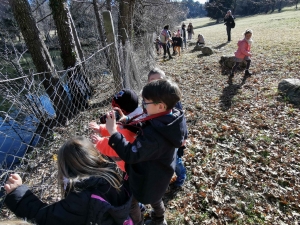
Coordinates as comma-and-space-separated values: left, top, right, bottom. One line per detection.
160, 30, 167, 43
231, 20, 235, 28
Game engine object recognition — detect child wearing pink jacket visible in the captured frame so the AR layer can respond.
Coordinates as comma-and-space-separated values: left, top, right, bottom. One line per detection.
230, 29, 253, 76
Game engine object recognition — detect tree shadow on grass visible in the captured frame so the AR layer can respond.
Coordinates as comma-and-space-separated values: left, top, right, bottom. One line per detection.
219, 74, 251, 111
193, 21, 218, 29
214, 42, 229, 49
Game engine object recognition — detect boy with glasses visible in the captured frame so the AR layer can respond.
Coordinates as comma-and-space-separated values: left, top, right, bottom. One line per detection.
105, 79, 187, 225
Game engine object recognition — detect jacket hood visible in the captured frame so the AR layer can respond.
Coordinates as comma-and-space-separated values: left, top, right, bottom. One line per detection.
106, 195, 133, 224
87, 189, 133, 225
149, 108, 187, 148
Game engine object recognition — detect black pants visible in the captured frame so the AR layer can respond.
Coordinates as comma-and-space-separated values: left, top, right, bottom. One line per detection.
226, 26, 231, 41
162, 43, 171, 58
232, 59, 251, 73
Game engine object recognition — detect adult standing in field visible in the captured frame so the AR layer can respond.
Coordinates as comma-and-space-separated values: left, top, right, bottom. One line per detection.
181, 23, 187, 49
160, 25, 173, 59
187, 23, 194, 40
224, 10, 235, 42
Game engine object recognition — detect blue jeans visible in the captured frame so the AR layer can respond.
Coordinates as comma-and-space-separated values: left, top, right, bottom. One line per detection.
175, 156, 186, 187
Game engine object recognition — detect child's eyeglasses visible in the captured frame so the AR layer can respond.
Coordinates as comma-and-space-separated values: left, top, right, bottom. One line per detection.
142, 101, 161, 108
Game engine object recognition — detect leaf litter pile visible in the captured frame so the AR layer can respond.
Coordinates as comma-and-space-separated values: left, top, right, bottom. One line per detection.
1, 7, 300, 225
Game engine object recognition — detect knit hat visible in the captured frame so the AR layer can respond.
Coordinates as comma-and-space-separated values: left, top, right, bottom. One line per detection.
111, 89, 139, 115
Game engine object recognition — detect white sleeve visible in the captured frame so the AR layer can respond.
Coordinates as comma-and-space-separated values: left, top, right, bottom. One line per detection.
127, 106, 144, 119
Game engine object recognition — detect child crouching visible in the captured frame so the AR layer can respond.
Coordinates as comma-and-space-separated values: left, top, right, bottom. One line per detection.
196, 34, 205, 45
231, 29, 253, 76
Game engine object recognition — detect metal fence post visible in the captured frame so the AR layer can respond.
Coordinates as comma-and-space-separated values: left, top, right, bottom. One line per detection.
102, 11, 123, 91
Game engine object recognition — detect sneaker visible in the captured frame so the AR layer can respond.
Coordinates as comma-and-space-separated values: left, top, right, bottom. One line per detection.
163, 55, 167, 59
245, 70, 252, 76
144, 219, 167, 225
169, 56, 173, 59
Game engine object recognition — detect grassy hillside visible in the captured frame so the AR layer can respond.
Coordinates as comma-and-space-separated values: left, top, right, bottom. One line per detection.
1, 6, 299, 225
159, 7, 300, 225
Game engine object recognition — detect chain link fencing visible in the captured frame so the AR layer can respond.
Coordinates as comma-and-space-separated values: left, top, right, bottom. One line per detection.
0, 34, 156, 217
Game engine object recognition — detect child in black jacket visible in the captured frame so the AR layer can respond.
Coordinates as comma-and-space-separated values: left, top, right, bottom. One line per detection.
4, 136, 132, 225
173, 33, 183, 56
105, 79, 187, 225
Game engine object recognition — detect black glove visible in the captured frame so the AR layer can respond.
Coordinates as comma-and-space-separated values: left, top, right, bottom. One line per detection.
177, 146, 186, 158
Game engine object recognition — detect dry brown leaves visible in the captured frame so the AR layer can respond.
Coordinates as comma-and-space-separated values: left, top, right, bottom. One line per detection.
158, 33, 300, 224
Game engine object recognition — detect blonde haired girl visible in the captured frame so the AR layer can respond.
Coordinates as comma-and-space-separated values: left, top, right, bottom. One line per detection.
4, 136, 132, 225
231, 29, 253, 77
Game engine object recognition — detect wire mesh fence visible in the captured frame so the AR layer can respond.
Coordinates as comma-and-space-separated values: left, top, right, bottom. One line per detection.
0, 33, 156, 216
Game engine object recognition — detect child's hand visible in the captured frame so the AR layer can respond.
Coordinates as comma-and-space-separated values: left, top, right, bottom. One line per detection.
90, 134, 103, 144
106, 110, 118, 135
4, 174, 22, 194
89, 121, 100, 132
113, 107, 127, 123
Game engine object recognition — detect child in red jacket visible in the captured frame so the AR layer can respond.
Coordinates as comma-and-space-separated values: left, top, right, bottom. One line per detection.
89, 89, 140, 172
230, 29, 253, 76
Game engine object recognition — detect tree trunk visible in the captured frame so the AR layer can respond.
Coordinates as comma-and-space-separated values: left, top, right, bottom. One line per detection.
232, 0, 237, 14
278, 0, 282, 12
102, 11, 123, 90
8, 0, 71, 124
271, 0, 276, 12
49, 0, 92, 110
118, 0, 135, 46
106, 0, 112, 11
93, 0, 107, 48
49, 0, 79, 69
93, 0, 110, 67
69, 12, 85, 62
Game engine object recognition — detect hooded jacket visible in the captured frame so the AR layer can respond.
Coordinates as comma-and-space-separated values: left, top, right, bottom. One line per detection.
4, 175, 132, 225
234, 39, 251, 59
108, 108, 187, 204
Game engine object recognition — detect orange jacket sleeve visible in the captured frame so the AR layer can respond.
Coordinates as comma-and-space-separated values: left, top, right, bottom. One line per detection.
99, 124, 136, 143
96, 137, 126, 172
96, 126, 136, 172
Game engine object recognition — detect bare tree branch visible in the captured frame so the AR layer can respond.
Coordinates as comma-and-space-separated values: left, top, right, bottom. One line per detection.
32, 0, 47, 13
36, 13, 52, 24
